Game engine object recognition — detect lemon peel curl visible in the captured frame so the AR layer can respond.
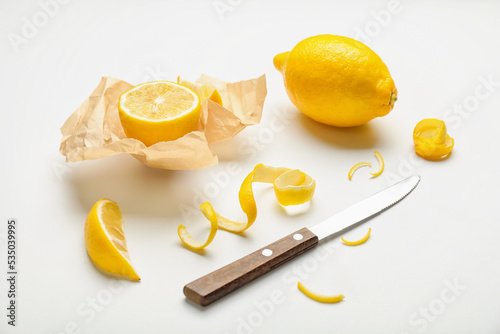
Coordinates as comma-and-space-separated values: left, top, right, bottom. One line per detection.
341, 228, 371, 246
370, 151, 384, 177
297, 281, 344, 303
413, 119, 454, 161
177, 202, 219, 251
178, 164, 316, 251
348, 162, 372, 180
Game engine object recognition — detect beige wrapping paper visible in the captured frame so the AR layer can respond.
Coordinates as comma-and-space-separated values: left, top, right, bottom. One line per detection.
59, 75, 267, 169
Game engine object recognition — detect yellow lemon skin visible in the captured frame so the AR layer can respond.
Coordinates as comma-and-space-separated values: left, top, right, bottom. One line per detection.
119, 108, 200, 147
274, 35, 397, 127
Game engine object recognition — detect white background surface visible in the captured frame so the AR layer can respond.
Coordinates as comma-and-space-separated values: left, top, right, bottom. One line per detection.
1, 0, 500, 333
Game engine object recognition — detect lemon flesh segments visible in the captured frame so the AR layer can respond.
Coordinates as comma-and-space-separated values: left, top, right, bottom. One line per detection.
118, 81, 201, 146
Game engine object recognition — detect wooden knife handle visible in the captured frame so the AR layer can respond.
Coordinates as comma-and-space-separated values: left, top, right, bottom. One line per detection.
184, 227, 319, 306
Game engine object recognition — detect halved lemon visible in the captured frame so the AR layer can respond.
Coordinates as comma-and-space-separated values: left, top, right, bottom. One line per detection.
118, 81, 201, 146
84, 198, 140, 281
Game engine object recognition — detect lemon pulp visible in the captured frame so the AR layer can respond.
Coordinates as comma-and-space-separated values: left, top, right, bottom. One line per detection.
118, 81, 201, 146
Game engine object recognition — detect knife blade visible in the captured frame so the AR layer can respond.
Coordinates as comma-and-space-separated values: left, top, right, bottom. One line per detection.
184, 175, 421, 306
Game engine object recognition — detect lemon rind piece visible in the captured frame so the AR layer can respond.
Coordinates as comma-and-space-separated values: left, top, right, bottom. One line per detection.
413, 118, 447, 144
178, 202, 219, 250
370, 151, 385, 177
215, 169, 258, 233
413, 119, 454, 161
215, 164, 316, 233
341, 228, 371, 246
177, 164, 316, 251
297, 282, 344, 304
348, 162, 372, 180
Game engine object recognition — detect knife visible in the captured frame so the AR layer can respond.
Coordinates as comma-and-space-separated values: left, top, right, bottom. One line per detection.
184, 175, 420, 306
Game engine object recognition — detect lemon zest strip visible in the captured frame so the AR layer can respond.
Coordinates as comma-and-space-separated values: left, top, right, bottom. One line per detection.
341, 228, 371, 246
370, 151, 385, 177
177, 202, 219, 250
348, 162, 372, 180
215, 169, 258, 233
216, 164, 316, 233
177, 164, 316, 249
297, 281, 344, 303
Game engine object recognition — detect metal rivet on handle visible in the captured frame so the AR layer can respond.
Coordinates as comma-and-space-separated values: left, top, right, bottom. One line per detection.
262, 249, 273, 257
293, 233, 303, 241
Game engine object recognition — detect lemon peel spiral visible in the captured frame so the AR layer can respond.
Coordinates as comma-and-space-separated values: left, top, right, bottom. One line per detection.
178, 164, 316, 251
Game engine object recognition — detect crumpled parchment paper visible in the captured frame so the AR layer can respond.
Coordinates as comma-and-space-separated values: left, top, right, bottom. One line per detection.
59, 74, 267, 169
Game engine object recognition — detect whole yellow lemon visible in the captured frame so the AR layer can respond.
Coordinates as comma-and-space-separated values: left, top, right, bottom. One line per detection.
274, 35, 397, 127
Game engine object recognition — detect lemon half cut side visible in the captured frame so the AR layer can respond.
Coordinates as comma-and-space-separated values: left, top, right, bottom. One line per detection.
118, 81, 201, 147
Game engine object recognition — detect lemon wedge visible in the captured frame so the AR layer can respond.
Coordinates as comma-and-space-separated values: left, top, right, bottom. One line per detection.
118, 81, 201, 146
177, 164, 316, 251
297, 282, 344, 303
341, 228, 371, 246
84, 199, 140, 281
177, 76, 223, 106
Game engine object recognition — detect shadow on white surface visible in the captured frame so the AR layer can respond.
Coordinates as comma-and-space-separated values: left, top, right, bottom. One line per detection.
277, 201, 313, 217
210, 136, 248, 163
297, 111, 380, 149
66, 154, 185, 219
